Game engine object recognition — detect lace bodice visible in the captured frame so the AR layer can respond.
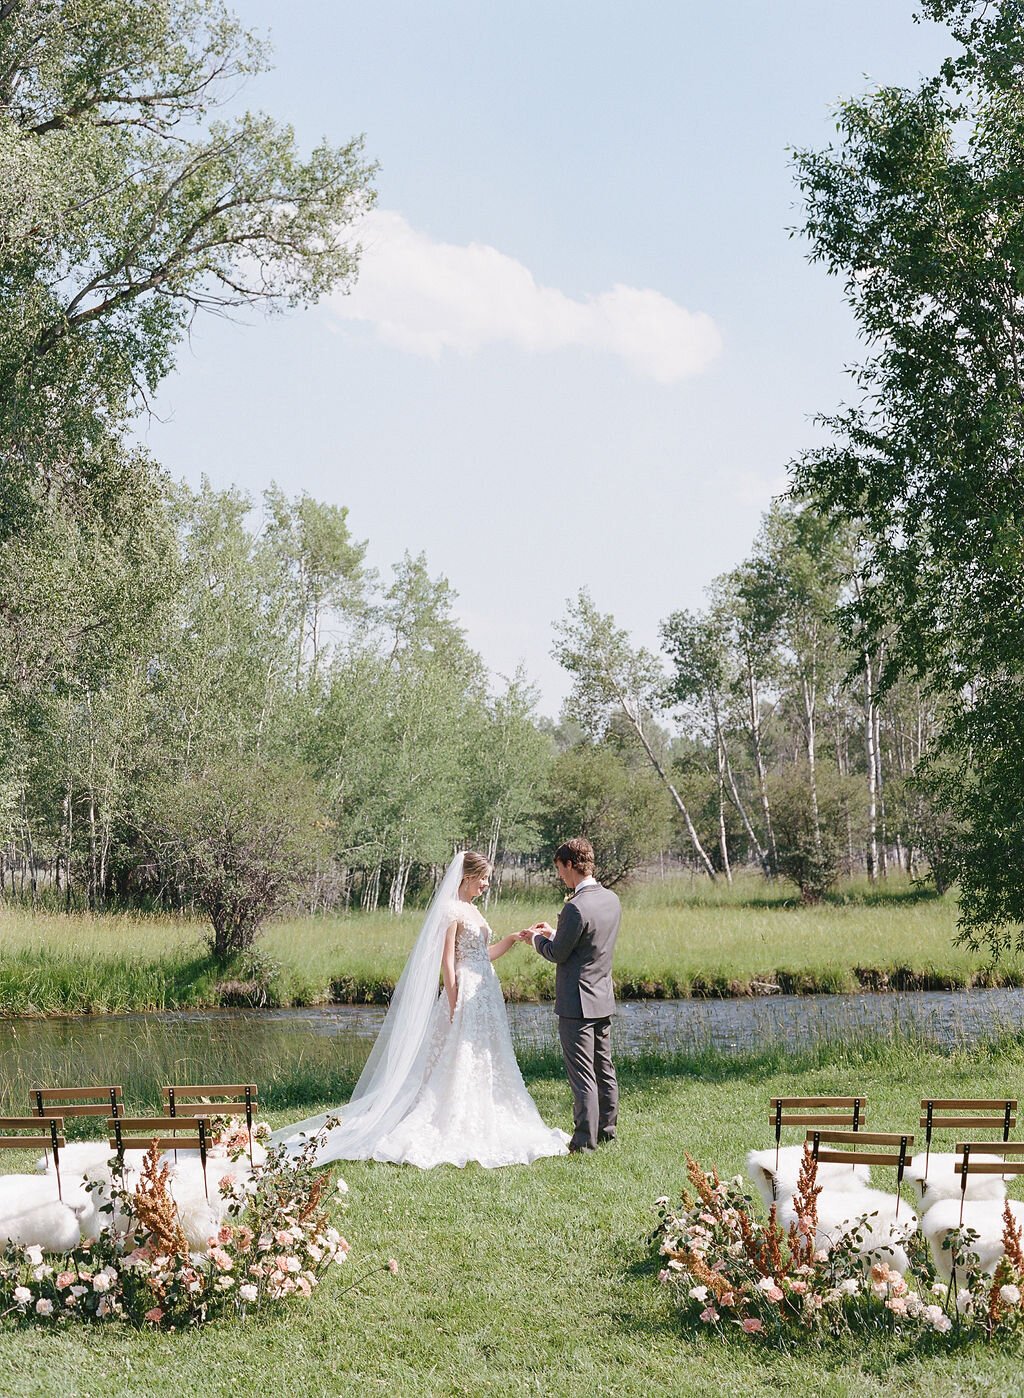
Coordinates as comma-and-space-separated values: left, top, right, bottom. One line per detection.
448, 899, 492, 968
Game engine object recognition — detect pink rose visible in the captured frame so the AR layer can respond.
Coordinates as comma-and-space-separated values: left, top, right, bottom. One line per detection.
741, 1317, 763, 1333
55, 1272, 76, 1289
145, 1307, 164, 1324
700, 1307, 719, 1323
274, 1230, 294, 1248
387, 1258, 399, 1276
789, 1281, 808, 1295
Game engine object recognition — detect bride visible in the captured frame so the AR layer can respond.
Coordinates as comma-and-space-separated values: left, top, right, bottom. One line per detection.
271, 851, 568, 1168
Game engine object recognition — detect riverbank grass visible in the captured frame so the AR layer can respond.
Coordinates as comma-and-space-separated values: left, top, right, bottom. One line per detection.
0, 875, 1017, 1016
1, 1036, 1024, 1394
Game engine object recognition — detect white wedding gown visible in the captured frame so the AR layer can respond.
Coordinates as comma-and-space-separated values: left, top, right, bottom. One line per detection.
369, 900, 568, 1168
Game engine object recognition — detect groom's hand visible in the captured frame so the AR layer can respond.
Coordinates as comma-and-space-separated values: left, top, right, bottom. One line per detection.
532, 922, 555, 939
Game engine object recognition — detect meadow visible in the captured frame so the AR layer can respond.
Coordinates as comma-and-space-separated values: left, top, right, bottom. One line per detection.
1, 1032, 1024, 1395
0, 876, 1017, 1018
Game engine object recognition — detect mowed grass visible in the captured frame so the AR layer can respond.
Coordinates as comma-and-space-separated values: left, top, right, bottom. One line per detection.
2, 1035, 1024, 1395
0, 875, 1019, 1016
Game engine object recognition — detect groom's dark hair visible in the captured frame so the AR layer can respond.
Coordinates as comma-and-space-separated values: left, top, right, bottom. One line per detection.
554, 837, 595, 876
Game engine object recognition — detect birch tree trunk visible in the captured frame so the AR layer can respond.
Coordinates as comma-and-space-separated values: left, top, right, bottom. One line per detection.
863, 650, 879, 882
623, 699, 717, 879
745, 659, 778, 875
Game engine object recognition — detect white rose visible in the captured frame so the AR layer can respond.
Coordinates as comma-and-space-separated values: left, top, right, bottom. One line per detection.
239, 1284, 258, 1303
932, 1313, 953, 1334
1000, 1284, 1021, 1307
688, 1285, 708, 1302
839, 1278, 859, 1296
92, 1273, 111, 1293
24, 1245, 43, 1266
13, 1287, 31, 1305
336, 1177, 349, 1194
34, 1298, 53, 1316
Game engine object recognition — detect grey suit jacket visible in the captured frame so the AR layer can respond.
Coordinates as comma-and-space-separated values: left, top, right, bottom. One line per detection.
533, 883, 621, 1019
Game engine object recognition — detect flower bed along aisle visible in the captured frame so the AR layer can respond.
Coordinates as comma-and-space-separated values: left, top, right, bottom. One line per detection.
652, 1150, 1024, 1344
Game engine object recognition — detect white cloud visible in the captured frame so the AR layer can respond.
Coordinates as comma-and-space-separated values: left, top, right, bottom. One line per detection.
329, 209, 722, 384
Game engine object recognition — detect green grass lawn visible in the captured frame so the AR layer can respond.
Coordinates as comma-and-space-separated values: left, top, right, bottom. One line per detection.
0, 875, 1017, 1017
2, 1035, 1024, 1395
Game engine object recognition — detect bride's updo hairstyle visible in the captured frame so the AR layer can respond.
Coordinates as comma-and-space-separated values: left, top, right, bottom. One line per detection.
460, 850, 492, 881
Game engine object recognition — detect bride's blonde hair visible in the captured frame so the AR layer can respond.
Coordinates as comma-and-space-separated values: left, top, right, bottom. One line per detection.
461, 850, 492, 880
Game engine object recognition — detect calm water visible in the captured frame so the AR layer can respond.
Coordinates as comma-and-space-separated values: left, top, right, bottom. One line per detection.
3, 987, 1024, 1063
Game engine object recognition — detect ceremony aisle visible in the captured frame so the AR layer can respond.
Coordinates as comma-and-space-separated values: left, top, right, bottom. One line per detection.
0, 1038, 1021, 1397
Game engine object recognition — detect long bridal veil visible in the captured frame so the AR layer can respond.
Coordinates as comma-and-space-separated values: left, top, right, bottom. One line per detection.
270, 852, 465, 1163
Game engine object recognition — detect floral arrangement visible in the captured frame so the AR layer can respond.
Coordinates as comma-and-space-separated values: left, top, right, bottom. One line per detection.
653, 1149, 1024, 1343
0, 1116, 397, 1329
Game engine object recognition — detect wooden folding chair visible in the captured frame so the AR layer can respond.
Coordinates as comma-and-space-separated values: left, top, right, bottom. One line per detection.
108, 1117, 210, 1199
0, 1117, 67, 1199
807, 1128, 914, 1218
920, 1098, 1016, 1178
768, 1097, 867, 1197
162, 1084, 258, 1166
954, 1141, 1024, 1226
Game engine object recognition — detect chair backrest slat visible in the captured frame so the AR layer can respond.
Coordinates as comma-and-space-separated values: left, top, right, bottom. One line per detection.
111, 1116, 204, 1132
30, 1086, 124, 1120
923, 1114, 1017, 1129
925, 1098, 1017, 1111
0, 1116, 67, 1199
770, 1097, 865, 1108
162, 1083, 258, 1164
806, 1127, 913, 1216
921, 1097, 1016, 1180
814, 1148, 914, 1167
162, 1084, 257, 1098
107, 1116, 211, 1199
954, 1161, 1024, 1175
30, 1086, 124, 1104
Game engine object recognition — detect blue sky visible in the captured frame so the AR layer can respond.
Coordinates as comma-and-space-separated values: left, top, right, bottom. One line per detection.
140, 1, 952, 711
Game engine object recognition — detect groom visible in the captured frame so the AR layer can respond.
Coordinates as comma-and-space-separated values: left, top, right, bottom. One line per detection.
521, 837, 620, 1154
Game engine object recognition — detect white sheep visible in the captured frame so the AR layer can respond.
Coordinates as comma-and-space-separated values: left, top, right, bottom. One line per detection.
904, 1153, 1007, 1209
746, 1147, 870, 1211
0, 1175, 98, 1252
922, 1197, 1024, 1281
777, 1186, 919, 1276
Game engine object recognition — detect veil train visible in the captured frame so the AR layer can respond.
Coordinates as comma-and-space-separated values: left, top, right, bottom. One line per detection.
269, 853, 464, 1164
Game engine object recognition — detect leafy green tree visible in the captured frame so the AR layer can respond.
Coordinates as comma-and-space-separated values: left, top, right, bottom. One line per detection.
0, 0, 375, 534
153, 757, 330, 959
263, 487, 370, 687
553, 591, 718, 878
460, 671, 553, 872
539, 743, 672, 888
661, 603, 770, 880
791, 0, 1024, 948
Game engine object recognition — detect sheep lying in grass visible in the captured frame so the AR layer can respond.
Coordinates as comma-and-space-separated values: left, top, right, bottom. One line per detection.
0, 1175, 99, 1252
904, 1153, 1007, 1208
745, 1147, 870, 1211
776, 1186, 919, 1276
921, 1197, 1024, 1281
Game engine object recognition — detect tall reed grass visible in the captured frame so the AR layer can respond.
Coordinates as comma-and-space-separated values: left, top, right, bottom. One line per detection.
0, 874, 1013, 1016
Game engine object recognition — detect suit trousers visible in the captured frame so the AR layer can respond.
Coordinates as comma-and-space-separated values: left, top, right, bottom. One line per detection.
558, 1015, 618, 1151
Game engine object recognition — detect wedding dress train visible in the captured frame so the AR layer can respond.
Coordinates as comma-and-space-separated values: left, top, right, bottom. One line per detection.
371, 900, 568, 1168
271, 854, 567, 1169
